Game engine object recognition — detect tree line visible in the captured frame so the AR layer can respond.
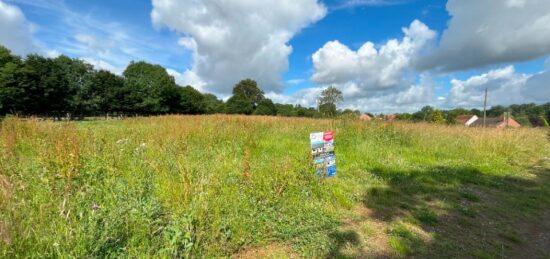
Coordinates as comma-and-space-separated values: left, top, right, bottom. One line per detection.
393, 104, 550, 127
0, 45, 352, 119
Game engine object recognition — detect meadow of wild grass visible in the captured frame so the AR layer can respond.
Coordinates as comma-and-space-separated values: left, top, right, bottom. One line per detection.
0, 115, 549, 258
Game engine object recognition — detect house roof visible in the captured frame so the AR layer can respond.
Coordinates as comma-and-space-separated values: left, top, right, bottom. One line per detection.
471, 117, 502, 127
360, 114, 372, 121
456, 115, 475, 124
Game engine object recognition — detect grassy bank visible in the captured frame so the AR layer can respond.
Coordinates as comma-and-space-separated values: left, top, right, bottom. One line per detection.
1, 115, 549, 258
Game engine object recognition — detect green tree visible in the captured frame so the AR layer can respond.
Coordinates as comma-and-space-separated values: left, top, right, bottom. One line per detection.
275, 103, 297, 117
203, 93, 224, 114
430, 109, 445, 123
0, 46, 19, 67
177, 85, 205, 114
53, 56, 94, 118
232, 79, 265, 108
446, 108, 470, 123
17, 55, 73, 117
319, 103, 337, 117
0, 47, 24, 115
396, 113, 412, 120
83, 70, 125, 115
253, 99, 277, 115
225, 94, 254, 114
318, 86, 343, 117
123, 61, 178, 114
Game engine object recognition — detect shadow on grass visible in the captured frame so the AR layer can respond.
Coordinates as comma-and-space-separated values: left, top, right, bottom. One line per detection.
327, 164, 550, 258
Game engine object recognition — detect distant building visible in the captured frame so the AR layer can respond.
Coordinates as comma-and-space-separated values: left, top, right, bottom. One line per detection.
470, 116, 521, 128
456, 115, 479, 126
386, 114, 397, 121
360, 114, 372, 121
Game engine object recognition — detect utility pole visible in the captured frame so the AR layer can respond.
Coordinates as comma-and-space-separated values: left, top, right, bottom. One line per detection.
483, 87, 488, 128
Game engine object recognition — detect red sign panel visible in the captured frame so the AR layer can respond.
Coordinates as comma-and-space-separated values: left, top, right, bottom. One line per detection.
323, 131, 334, 141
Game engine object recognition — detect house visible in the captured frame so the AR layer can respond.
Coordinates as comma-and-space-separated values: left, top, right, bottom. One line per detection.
470, 116, 521, 128
386, 114, 397, 121
456, 115, 479, 126
360, 114, 372, 121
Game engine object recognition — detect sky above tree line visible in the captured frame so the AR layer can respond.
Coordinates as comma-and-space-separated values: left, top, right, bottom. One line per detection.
1, 0, 549, 113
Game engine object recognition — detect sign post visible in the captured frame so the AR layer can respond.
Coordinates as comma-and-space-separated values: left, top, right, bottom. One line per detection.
310, 131, 336, 178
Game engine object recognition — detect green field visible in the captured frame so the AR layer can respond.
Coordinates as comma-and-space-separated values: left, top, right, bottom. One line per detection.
1, 115, 549, 258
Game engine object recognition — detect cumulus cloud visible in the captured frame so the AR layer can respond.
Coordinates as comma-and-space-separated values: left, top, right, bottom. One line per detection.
80, 57, 124, 75
166, 68, 206, 92
521, 70, 550, 103
267, 75, 436, 114
0, 0, 39, 55
418, 0, 550, 71
151, 0, 327, 95
311, 20, 436, 97
445, 66, 549, 109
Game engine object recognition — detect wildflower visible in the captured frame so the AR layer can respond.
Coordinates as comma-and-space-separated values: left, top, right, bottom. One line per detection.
116, 138, 128, 144
91, 203, 99, 210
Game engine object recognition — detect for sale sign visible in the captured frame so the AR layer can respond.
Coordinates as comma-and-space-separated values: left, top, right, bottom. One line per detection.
310, 131, 336, 177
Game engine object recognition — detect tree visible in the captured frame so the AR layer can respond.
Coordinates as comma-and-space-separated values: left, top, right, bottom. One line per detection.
295, 105, 319, 118
83, 70, 125, 115
430, 109, 445, 123
318, 86, 343, 106
177, 85, 205, 114
319, 103, 337, 117
340, 109, 360, 118
203, 93, 224, 114
0, 48, 24, 115
318, 86, 343, 117
253, 99, 277, 115
225, 94, 254, 114
53, 56, 94, 118
232, 79, 264, 108
0, 46, 19, 67
275, 103, 297, 117
396, 113, 412, 120
123, 61, 178, 114
446, 108, 470, 123
17, 55, 73, 117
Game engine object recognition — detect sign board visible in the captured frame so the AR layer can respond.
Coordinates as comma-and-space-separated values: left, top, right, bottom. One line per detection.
310, 131, 336, 177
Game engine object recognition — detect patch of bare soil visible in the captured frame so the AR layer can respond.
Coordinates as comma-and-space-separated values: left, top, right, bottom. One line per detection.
233, 243, 298, 259
0, 174, 12, 246
0, 221, 10, 246
0, 174, 11, 202
332, 205, 412, 258
509, 209, 550, 258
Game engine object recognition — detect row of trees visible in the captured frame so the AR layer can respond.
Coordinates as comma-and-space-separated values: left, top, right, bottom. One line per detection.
0, 45, 349, 119
394, 104, 550, 127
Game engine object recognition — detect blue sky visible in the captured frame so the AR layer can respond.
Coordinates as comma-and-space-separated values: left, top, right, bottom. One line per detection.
1, 0, 549, 113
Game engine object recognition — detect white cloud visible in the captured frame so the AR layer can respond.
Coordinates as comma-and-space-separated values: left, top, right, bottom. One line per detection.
5, 0, 189, 76
0, 0, 39, 55
418, 0, 550, 71
166, 68, 206, 91
266, 87, 324, 108
80, 57, 124, 75
521, 70, 550, 102
267, 75, 436, 114
311, 20, 436, 97
151, 0, 327, 95
74, 33, 114, 54
305, 19, 438, 113
333, 0, 409, 10
445, 66, 549, 109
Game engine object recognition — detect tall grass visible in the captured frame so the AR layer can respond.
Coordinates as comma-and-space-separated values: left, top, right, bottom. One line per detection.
0, 115, 548, 257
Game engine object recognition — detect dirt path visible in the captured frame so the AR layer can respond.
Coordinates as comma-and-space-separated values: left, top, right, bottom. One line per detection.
509, 208, 550, 258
